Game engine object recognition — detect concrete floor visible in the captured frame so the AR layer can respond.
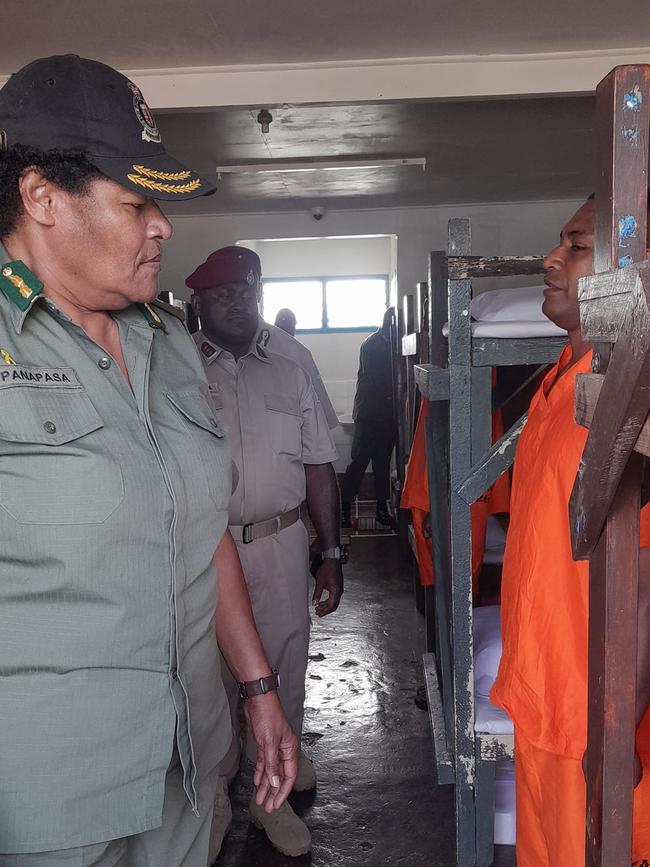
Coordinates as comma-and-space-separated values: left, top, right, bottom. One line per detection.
216, 536, 515, 867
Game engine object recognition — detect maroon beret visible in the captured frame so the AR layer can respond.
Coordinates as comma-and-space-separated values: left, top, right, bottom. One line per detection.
185, 246, 261, 291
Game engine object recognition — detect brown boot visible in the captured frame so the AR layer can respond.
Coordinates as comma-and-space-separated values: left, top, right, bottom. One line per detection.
208, 776, 232, 864
249, 795, 312, 857
293, 749, 317, 792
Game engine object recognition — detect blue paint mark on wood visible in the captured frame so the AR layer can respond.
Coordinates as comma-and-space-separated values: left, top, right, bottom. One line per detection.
618, 215, 637, 246
619, 255, 634, 268
624, 85, 643, 111
622, 126, 639, 145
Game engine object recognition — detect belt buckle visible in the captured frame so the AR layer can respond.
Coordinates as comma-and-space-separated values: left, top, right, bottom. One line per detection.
242, 523, 254, 544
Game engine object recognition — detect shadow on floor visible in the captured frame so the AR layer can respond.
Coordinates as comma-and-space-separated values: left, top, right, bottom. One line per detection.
216, 536, 515, 867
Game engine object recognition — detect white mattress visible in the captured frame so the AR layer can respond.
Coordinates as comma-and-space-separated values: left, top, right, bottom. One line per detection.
474, 605, 517, 844
473, 605, 513, 735
494, 762, 516, 845
442, 284, 567, 339
443, 318, 565, 338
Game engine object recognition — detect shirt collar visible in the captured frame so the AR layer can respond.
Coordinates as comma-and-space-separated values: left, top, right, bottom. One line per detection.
196, 324, 273, 365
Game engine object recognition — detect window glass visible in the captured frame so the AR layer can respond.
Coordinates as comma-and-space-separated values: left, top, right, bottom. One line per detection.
326, 279, 387, 329
262, 281, 323, 330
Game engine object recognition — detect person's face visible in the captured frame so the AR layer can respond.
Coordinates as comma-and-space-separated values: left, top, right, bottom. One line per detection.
542, 200, 595, 333
195, 280, 260, 346
49, 178, 172, 309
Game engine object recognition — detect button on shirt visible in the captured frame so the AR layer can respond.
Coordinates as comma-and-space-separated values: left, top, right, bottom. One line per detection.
0, 280, 232, 852
195, 329, 338, 527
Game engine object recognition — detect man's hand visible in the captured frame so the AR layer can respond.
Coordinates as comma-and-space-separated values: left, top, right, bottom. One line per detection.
245, 691, 298, 812
312, 558, 343, 617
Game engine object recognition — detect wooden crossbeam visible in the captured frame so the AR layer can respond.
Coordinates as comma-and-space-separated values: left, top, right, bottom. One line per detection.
446, 255, 545, 279
568, 63, 650, 867
575, 371, 650, 458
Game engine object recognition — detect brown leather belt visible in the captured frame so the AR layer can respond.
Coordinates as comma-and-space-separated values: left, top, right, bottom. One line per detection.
230, 503, 307, 544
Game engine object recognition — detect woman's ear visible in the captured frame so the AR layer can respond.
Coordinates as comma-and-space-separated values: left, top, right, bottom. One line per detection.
18, 168, 57, 227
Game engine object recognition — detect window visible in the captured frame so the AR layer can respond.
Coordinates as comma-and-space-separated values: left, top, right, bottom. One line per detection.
262, 275, 388, 332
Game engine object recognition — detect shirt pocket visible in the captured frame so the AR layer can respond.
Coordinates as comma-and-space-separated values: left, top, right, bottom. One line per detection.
0, 386, 124, 525
166, 390, 230, 511
264, 393, 302, 458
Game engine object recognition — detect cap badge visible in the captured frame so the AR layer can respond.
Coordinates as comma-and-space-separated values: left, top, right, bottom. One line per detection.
128, 81, 162, 144
127, 164, 201, 195
246, 269, 256, 286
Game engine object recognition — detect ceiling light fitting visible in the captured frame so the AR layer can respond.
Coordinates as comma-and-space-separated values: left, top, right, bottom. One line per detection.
216, 157, 426, 177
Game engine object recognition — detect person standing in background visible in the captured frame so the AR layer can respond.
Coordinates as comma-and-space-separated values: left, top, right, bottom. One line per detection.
274, 307, 297, 336
341, 307, 396, 527
187, 246, 344, 859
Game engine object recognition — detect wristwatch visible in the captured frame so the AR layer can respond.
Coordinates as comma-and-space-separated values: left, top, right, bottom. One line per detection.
238, 669, 280, 700
321, 546, 342, 560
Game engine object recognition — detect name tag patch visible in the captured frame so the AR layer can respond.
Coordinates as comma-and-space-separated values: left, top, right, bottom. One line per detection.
0, 366, 80, 387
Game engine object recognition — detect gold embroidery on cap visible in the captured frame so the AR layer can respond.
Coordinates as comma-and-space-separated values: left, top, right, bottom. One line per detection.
131, 165, 192, 182
127, 169, 201, 195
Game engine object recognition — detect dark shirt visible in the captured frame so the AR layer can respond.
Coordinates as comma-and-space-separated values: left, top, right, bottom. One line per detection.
352, 329, 394, 423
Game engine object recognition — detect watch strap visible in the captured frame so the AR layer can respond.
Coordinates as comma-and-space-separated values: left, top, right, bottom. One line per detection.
321, 546, 342, 560
238, 669, 280, 700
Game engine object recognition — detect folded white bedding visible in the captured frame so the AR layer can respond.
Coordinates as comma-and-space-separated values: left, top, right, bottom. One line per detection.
441, 284, 567, 338
473, 605, 514, 735
442, 318, 565, 338
471, 285, 549, 322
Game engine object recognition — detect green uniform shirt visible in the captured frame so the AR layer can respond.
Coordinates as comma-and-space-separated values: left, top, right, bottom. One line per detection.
0, 254, 232, 853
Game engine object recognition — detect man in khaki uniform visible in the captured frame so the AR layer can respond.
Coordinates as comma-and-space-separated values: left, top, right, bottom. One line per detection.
187, 247, 344, 858
0, 55, 296, 867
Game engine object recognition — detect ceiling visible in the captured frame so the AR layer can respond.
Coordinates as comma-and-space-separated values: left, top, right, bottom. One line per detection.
0, 0, 649, 73
157, 94, 595, 214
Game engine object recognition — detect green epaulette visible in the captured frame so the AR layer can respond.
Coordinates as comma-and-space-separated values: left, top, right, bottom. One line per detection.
0, 260, 43, 311
151, 298, 186, 323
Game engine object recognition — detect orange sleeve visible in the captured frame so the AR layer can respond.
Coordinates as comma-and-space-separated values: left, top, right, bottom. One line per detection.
641, 502, 650, 548
401, 399, 430, 512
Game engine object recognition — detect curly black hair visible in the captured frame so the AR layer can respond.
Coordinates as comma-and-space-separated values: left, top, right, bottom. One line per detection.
0, 145, 105, 241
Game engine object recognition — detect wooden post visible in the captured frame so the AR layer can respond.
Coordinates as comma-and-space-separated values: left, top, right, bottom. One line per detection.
569, 64, 650, 865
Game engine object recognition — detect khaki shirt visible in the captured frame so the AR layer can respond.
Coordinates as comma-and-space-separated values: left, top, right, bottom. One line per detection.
0, 263, 231, 853
195, 328, 338, 527
262, 320, 339, 429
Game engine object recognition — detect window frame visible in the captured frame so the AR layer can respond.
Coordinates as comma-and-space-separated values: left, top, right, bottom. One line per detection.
261, 273, 390, 334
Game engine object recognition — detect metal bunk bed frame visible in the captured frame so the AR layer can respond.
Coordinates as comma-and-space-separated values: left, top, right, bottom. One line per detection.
416, 218, 566, 866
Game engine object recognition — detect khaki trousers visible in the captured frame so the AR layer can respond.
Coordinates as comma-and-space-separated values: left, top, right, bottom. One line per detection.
0, 748, 220, 867
221, 519, 311, 766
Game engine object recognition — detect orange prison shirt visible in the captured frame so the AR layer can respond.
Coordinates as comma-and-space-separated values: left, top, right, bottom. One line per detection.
492, 345, 650, 759
401, 397, 509, 588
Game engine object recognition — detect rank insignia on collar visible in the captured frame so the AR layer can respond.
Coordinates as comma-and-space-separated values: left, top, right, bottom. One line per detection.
0, 261, 43, 311
137, 302, 168, 333
201, 341, 216, 358
0, 349, 16, 365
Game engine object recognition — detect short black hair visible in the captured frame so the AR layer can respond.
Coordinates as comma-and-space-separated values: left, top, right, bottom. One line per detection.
0, 145, 104, 241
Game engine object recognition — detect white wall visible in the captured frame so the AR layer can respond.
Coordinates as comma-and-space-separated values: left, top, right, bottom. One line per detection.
241, 235, 393, 278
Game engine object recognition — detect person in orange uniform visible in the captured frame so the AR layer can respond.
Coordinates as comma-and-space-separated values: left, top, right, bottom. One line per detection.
491, 198, 650, 865
402, 394, 509, 596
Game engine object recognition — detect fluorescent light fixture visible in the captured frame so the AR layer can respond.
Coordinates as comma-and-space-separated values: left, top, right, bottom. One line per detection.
216, 157, 426, 176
